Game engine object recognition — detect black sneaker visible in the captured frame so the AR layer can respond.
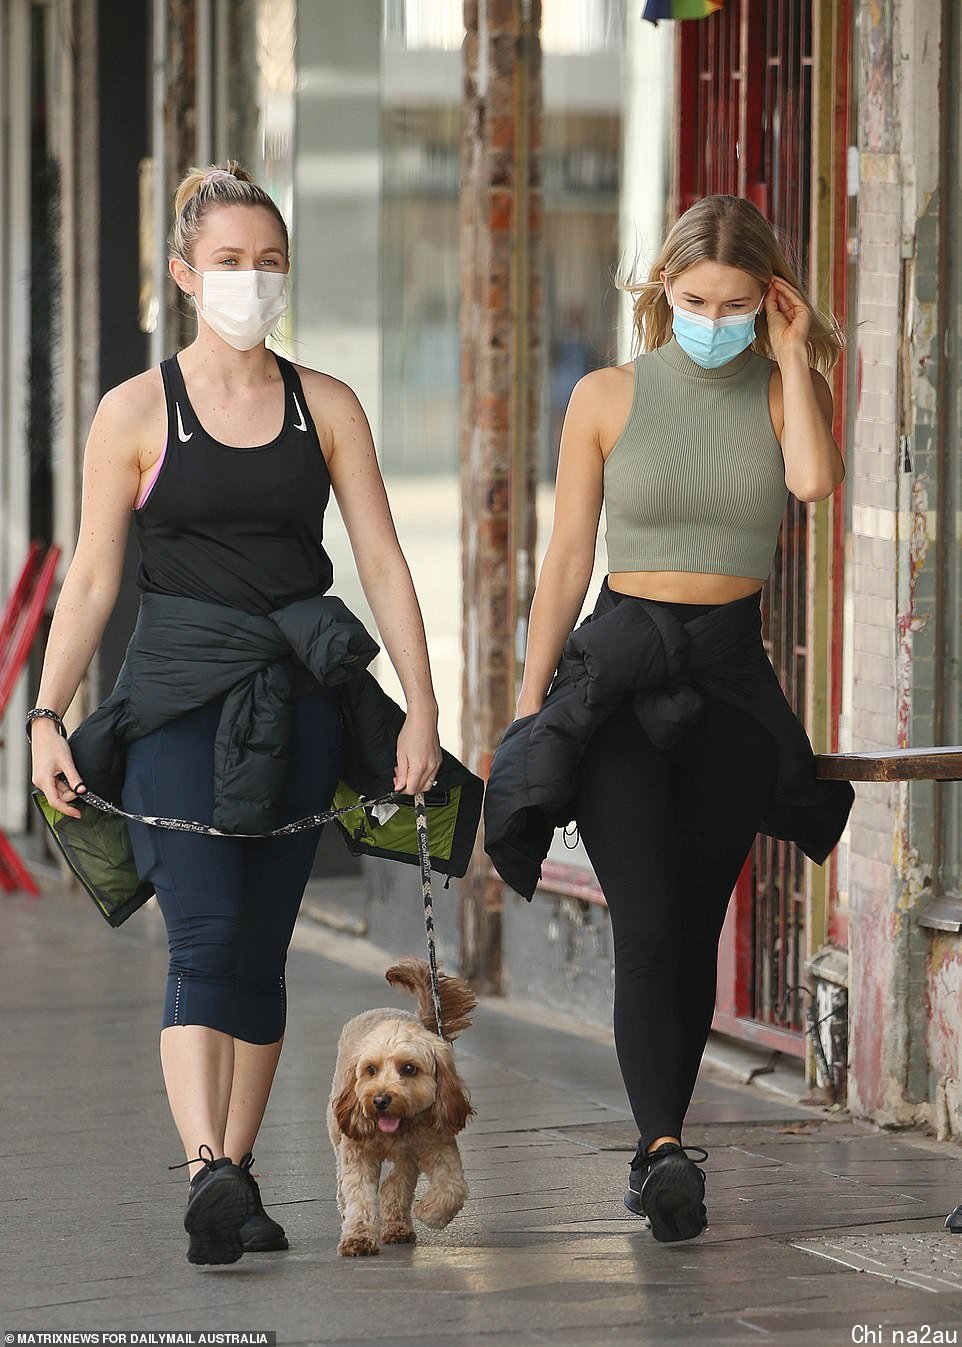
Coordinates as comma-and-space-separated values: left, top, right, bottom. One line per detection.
624, 1142, 708, 1243
171, 1145, 257, 1265
238, 1154, 289, 1252
624, 1154, 651, 1228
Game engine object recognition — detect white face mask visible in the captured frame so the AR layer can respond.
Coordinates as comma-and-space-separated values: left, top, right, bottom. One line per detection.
182, 263, 288, 351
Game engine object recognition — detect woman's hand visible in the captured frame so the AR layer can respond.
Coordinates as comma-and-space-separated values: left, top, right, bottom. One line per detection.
31, 720, 87, 820
394, 705, 443, 797
764, 276, 811, 364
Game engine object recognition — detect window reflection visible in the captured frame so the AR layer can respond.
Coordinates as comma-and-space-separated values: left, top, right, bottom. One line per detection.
383, 0, 463, 50
542, 0, 626, 54
286, 2, 671, 797
378, 7, 463, 749
538, 9, 672, 876
537, 7, 627, 873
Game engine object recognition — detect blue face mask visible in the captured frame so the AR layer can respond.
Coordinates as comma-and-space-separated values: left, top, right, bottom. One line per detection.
668, 285, 764, 369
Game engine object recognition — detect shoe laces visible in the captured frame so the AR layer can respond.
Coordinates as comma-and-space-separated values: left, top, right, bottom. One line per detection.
169, 1143, 219, 1174
167, 1145, 256, 1177
630, 1142, 709, 1174
167, 1147, 254, 1179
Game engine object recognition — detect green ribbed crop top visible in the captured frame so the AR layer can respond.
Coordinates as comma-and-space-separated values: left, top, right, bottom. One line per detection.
603, 338, 788, 580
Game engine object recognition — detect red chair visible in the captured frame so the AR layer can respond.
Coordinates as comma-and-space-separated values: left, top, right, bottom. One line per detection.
0, 541, 62, 895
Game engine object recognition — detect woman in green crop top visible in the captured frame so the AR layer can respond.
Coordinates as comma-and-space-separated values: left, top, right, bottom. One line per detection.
515, 195, 846, 1242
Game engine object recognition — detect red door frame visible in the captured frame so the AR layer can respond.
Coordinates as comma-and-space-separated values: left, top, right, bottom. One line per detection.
677, 0, 851, 1054
826, 0, 852, 950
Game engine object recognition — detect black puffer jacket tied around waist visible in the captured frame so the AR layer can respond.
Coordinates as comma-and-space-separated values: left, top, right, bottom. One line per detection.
69, 591, 483, 871
483, 580, 855, 900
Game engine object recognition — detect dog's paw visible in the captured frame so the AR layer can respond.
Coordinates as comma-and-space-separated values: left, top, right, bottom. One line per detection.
413, 1193, 462, 1231
381, 1221, 417, 1245
337, 1232, 380, 1257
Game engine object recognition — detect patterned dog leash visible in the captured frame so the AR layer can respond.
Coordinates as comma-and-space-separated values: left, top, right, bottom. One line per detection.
68, 785, 399, 838
413, 790, 444, 1038
71, 783, 447, 1039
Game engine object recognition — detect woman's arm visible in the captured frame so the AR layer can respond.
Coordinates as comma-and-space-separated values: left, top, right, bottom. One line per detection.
31, 382, 151, 816
766, 277, 845, 502
515, 372, 606, 719
306, 373, 441, 796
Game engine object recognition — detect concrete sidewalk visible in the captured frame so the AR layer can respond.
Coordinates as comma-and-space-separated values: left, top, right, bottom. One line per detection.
3, 880, 962, 1346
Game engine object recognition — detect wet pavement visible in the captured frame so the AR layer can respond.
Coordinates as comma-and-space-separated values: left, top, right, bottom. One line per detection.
3, 879, 962, 1345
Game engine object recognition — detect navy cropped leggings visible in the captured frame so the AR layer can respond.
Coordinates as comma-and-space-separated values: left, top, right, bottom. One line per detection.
574, 587, 779, 1151
122, 690, 344, 1045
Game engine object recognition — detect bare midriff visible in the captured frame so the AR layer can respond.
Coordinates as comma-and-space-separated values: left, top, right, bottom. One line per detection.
607, 570, 764, 604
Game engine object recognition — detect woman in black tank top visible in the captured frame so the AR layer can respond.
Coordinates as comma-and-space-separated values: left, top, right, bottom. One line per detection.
136, 349, 335, 616
29, 162, 445, 1264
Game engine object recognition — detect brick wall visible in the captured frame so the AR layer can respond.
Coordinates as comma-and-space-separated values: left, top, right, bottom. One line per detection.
458, 0, 543, 990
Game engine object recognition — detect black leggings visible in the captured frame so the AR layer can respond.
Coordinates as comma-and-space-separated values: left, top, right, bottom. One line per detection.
574, 590, 779, 1150
122, 690, 344, 1044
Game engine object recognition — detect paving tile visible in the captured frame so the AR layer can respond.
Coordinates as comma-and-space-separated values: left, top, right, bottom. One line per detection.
794, 1231, 962, 1292
5, 883, 962, 1345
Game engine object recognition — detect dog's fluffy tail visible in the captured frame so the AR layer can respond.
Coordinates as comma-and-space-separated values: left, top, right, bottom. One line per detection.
385, 958, 477, 1039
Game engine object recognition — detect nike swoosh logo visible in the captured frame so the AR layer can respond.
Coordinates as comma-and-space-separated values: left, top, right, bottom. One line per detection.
176, 403, 193, 443
292, 392, 308, 432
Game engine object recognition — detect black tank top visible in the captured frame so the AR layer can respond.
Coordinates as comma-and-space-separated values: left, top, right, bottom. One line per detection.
135, 352, 335, 616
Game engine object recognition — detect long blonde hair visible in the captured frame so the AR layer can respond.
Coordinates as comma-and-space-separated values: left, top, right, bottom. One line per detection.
622, 195, 842, 375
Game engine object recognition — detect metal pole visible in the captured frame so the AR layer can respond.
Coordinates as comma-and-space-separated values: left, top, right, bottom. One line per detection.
509, 0, 533, 705
214, 0, 230, 162
932, 0, 957, 894
149, 0, 168, 368
195, 0, 213, 168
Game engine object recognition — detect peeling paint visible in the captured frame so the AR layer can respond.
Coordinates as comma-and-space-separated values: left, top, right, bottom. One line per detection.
893, 785, 931, 911
895, 472, 931, 749
862, 0, 896, 155
928, 947, 962, 1140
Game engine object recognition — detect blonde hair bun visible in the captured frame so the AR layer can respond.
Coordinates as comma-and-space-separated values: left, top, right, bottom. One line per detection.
169, 161, 288, 263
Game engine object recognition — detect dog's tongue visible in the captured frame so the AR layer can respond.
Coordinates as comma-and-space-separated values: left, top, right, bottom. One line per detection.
377, 1115, 401, 1134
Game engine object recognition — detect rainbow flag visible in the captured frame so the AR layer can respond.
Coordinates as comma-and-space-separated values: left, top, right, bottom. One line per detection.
643, 0, 725, 21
